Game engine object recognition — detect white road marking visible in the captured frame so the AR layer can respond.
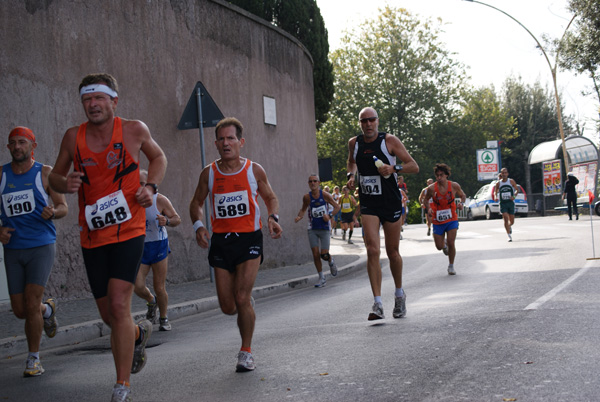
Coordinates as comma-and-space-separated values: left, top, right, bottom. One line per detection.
524, 260, 595, 310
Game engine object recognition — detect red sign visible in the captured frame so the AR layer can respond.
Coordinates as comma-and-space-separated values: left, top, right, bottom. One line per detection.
478, 164, 498, 173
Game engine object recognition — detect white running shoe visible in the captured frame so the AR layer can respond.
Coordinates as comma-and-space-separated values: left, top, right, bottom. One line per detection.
23, 356, 44, 377
43, 298, 58, 338
508, 234, 512, 242
131, 319, 152, 374
368, 302, 384, 321
392, 294, 406, 318
329, 258, 338, 276
159, 317, 172, 331
447, 265, 456, 275
111, 383, 132, 402
314, 277, 326, 288
236, 351, 256, 372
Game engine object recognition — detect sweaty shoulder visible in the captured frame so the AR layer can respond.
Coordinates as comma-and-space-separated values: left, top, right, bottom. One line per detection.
121, 119, 149, 138
251, 161, 267, 181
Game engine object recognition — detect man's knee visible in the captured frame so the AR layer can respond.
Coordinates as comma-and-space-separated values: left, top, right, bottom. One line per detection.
320, 253, 331, 261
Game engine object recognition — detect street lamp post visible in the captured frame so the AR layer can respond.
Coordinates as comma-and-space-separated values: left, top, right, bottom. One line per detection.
463, 0, 576, 172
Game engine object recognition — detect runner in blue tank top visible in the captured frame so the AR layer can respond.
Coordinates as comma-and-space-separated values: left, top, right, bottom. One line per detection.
295, 174, 340, 288
0, 126, 67, 377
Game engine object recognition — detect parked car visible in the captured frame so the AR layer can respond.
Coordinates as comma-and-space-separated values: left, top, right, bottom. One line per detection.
467, 181, 529, 220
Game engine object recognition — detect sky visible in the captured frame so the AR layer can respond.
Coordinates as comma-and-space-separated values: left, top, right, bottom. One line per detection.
316, 0, 599, 138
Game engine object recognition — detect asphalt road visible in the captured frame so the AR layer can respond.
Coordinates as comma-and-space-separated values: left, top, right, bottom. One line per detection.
2, 215, 599, 402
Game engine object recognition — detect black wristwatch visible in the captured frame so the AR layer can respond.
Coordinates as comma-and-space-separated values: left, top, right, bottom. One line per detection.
347, 172, 355, 179
145, 183, 158, 194
269, 214, 279, 223
394, 164, 403, 172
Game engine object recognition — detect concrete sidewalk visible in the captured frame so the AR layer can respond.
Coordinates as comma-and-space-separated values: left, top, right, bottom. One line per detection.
0, 235, 367, 359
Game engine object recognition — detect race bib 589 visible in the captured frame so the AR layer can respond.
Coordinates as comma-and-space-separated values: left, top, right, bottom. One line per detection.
214, 191, 250, 219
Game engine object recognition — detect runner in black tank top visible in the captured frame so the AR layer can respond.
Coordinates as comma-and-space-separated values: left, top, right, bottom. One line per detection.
346, 107, 419, 322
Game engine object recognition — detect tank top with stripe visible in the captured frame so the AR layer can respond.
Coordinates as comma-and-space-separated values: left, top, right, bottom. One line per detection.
208, 158, 261, 233
431, 181, 458, 225
74, 117, 145, 248
0, 162, 56, 249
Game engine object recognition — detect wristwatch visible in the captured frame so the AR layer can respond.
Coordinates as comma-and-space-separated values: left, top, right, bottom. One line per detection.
394, 164, 403, 172
269, 214, 279, 223
145, 183, 158, 194
347, 172, 355, 179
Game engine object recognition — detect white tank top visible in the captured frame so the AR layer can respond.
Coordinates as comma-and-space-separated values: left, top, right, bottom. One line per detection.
144, 193, 167, 242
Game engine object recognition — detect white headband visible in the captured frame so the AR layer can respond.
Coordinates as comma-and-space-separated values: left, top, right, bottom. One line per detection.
79, 84, 118, 98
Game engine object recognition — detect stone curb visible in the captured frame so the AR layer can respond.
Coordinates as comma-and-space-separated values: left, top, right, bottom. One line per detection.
0, 252, 367, 359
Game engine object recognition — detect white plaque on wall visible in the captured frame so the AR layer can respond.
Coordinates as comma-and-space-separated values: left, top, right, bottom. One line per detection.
263, 96, 277, 126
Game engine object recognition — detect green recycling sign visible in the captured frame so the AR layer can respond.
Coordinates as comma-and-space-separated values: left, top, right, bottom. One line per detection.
476, 149, 499, 181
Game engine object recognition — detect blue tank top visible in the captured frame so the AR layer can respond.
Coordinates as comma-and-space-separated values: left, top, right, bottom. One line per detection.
308, 190, 330, 230
0, 162, 56, 249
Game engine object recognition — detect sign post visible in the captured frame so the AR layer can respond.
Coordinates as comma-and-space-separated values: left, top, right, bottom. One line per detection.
178, 82, 224, 283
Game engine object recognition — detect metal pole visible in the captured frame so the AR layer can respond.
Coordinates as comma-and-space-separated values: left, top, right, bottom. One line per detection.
589, 204, 595, 259
197, 87, 215, 283
463, 0, 576, 172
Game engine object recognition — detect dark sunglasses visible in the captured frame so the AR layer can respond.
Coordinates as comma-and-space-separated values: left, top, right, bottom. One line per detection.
308, 180, 319, 183
360, 117, 377, 124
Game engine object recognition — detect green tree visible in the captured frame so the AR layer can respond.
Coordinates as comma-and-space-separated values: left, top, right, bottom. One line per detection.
452, 86, 517, 196
228, 0, 334, 128
500, 76, 573, 195
318, 6, 470, 195
559, 0, 600, 114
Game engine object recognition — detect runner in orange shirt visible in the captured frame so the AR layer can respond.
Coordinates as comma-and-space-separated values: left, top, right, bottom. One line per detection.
190, 117, 282, 373
424, 164, 466, 275
49, 73, 167, 402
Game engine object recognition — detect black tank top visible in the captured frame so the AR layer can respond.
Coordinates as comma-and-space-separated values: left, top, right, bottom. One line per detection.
354, 133, 402, 209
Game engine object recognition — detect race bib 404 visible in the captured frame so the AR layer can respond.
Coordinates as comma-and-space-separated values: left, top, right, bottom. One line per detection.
2, 189, 36, 217
360, 175, 382, 195
214, 190, 250, 219
85, 190, 132, 231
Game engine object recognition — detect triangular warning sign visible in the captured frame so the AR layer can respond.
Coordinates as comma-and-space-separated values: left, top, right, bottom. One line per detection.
177, 81, 224, 130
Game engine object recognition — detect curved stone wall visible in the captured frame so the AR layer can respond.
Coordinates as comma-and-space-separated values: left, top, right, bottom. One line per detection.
0, 0, 317, 298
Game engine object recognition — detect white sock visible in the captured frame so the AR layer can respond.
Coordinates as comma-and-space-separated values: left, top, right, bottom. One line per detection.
43, 303, 53, 319
395, 288, 404, 298
28, 352, 40, 360
374, 296, 382, 304
319, 272, 325, 279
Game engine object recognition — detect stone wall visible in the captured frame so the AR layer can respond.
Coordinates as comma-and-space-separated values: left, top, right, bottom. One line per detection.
0, 0, 318, 299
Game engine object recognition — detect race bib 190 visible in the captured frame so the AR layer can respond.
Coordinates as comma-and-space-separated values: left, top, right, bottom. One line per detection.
501, 192, 512, 200
214, 190, 250, 219
2, 189, 36, 217
85, 190, 132, 231
360, 175, 382, 195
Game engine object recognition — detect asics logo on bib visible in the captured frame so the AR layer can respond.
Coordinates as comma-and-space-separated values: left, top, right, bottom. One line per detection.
363, 177, 378, 185
98, 197, 119, 212
218, 194, 244, 204
7, 193, 30, 203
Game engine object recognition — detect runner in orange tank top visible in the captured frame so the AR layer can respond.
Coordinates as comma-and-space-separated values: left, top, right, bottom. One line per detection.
190, 117, 282, 373
49, 73, 167, 401
424, 163, 466, 276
